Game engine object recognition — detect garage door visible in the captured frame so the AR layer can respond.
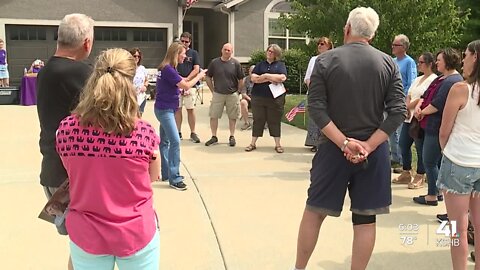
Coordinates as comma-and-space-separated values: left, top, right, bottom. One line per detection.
6, 25, 167, 85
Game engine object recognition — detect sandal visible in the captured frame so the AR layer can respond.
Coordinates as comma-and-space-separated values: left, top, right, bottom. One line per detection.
274, 145, 284, 153
245, 144, 256, 152
392, 170, 412, 184
408, 174, 425, 189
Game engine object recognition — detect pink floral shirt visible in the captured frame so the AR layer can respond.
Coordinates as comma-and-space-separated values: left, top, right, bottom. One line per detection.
56, 115, 160, 256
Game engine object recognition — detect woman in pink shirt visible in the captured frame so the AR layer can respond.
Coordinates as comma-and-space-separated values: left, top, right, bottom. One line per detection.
56, 48, 160, 270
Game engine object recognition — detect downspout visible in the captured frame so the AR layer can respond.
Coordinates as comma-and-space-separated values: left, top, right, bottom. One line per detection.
177, 6, 184, 42
219, 5, 234, 47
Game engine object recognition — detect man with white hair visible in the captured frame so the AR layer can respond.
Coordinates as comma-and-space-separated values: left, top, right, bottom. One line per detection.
294, 7, 406, 270
36, 13, 94, 270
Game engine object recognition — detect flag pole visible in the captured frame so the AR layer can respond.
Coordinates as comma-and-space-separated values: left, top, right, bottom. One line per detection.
304, 90, 308, 127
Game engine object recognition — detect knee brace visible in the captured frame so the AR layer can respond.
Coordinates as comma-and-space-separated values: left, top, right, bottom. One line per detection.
352, 213, 376, 225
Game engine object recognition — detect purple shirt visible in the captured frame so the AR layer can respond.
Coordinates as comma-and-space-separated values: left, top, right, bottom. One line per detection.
0, 49, 6, 65
154, 64, 182, 111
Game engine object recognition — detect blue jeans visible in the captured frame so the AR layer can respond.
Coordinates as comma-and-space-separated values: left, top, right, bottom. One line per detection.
139, 99, 147, 114
389, 125, 402, 164
422, 133, 442, 196
399, 122, 425, 174
154, 108, 183, 184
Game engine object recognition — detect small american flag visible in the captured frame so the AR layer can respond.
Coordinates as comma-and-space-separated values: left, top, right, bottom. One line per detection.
186, 0, 198, 8
285, 100, 306, 122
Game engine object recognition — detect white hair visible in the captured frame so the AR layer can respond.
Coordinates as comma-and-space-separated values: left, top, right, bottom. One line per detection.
394, 34, 410, 50
346, 7, 379, 40
57, 13, 94, 48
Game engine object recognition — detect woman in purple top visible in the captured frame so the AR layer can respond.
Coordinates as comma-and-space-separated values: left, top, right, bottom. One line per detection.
154, 42, 206, 191
0, 39, 9, 87
28, 59, 45, 74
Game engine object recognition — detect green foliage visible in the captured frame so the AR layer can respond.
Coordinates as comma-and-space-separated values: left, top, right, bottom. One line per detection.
248, 49, 309, 94
456, 0, 479, 49
283, 49, 309, 94
281, 0, 470, 58
248, 50, 266, 66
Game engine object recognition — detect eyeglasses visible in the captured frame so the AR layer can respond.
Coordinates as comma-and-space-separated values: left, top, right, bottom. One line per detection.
391, 44, 403, 47
417, 61, 425, 64
180, 40, 190, 44
133, 55, 140, 58
267, 49, 274, 53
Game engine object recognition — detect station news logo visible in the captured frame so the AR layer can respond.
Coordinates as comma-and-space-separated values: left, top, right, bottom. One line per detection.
436, 220, 460, 247
398, 221, 460, 247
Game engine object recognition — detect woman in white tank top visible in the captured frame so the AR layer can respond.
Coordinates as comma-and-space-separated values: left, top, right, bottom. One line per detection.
437, 39, 480, 270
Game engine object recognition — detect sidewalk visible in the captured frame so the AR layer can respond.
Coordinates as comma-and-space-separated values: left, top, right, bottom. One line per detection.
0, 92, 473, 269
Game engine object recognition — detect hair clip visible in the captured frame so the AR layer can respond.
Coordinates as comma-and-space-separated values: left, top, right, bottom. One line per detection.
106, 66, 114, 74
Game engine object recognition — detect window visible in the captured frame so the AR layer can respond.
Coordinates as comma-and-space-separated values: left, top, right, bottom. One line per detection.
133, 29, 165, 42
9, 26, 47, 41
94, 28, 127, 41
265, 1, 306, 50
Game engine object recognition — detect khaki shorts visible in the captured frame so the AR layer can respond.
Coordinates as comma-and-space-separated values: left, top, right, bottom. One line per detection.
209, 92, 239, 119
179, 87, 197, 109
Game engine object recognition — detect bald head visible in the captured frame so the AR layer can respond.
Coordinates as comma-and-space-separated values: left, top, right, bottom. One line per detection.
221, 43, 233, 60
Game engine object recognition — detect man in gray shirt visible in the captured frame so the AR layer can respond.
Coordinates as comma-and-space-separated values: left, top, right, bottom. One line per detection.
205, 43, 244, 147
294, 7, 406, 270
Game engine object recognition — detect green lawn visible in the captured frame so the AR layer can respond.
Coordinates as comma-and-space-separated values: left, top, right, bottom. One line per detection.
282, 94, 308, 130
283, 94, 418, 170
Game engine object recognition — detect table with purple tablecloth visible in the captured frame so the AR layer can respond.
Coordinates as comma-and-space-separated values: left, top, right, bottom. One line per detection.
20, 76, 37, 106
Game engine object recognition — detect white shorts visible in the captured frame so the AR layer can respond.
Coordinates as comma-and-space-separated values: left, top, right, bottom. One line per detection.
178, 87, 197, 109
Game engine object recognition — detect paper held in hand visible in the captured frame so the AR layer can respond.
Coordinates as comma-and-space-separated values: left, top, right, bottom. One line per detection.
269, 83, 286, 98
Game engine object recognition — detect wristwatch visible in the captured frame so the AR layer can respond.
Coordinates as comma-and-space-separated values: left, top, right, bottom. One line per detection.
340, 138, 350, 152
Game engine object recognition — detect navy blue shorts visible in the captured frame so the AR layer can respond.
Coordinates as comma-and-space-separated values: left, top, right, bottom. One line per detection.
306, 140, 391, 217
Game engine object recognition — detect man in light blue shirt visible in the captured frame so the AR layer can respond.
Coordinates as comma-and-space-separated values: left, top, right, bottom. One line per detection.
390, 34, 417, 170
392, 34, 417, 93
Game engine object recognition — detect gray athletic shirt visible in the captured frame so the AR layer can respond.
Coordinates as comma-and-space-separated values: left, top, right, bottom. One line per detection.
308, 42, 407, 143
206, 57, 244, 94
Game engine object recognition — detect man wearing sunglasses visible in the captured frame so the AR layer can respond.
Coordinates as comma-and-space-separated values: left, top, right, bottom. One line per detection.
389, 34, 417, 172
176, 32, 201, 143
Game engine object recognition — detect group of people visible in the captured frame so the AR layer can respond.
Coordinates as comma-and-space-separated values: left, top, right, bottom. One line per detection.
383, 28, 480, 268
37, 13, 160, 270
293, 7, 480, 270
31, 6, 479, 270
0, 38, 45, 86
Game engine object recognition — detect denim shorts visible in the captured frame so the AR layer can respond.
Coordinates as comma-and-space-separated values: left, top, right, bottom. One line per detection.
70, 229, 159, 270
437, 156, 480, 195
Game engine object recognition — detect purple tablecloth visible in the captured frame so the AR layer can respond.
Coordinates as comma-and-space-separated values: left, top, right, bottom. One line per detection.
20, 76, 37, 106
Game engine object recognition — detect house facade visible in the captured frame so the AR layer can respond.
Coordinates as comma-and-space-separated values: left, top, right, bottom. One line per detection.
0, 0, 302, 85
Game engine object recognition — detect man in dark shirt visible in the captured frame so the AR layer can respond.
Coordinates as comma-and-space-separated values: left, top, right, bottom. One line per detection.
205, 43, 244, 147
36, 14, 94, 252
294, 7, 406, 270
176, 32, 201, 143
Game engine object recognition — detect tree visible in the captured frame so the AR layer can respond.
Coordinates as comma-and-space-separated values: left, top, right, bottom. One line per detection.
456, 0, 480, 49
281, 0, 469, 58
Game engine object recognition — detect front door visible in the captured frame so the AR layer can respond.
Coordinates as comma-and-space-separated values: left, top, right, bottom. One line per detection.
183, 17, 204, 67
